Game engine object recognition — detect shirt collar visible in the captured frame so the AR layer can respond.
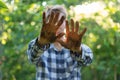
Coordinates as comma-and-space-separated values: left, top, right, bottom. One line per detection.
50, 43, 64, 51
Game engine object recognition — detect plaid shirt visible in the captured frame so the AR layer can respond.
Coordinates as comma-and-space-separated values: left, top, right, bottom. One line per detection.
27, 38, 93, 80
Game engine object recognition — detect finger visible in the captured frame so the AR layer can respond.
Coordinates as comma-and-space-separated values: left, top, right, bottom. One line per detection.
52, 13, 60, 24
56, 16, 65, 28
75, 21, 79, 33
56, 33, 65, 39
71, 19, 74, 32
79, 28, 87, 37
66, 20, 69, 36
43, 12, 46, 24
49, 12, 54, 24
56, 39, 67, 48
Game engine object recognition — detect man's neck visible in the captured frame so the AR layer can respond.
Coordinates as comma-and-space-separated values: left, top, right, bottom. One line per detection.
54, 42, 62, 51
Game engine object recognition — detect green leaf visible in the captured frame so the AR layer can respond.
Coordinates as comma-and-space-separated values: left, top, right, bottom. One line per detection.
0, 0, 8, 9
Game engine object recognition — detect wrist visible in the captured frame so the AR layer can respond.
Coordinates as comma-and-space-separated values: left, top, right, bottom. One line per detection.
37, 37, 48, 45
35, 38, 50, 50
72, 46, 82, 54
37, 37, 42, 45
36, 37, 45, 47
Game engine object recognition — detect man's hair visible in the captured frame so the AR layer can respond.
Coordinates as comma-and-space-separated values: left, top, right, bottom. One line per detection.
45, 5, 67, 18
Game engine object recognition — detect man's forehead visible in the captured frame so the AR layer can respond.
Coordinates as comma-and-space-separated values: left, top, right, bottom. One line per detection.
52, 10, 65, 16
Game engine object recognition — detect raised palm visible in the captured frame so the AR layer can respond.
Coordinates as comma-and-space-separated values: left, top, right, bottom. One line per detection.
57, 19, 87, 51
38, 12, 65, 45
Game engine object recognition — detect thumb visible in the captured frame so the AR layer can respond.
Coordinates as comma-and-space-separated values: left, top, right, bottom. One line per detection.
56, 33, 65, 39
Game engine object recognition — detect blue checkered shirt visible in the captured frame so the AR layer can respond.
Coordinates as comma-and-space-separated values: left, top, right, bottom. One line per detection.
27, 38, 93, 80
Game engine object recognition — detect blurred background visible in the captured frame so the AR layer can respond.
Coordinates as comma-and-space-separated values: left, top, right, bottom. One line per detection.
0, 0, 120, 80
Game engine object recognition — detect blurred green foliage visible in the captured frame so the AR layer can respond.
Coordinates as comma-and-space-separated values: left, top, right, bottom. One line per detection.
0, 0, 120, 80
0, 1, 8, 9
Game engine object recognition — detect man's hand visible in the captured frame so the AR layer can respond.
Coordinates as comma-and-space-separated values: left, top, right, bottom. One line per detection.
38, 12, 65, 45
57, 19, 87, 52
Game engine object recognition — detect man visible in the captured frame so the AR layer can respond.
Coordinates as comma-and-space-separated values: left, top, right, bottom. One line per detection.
27, 5, 93, 80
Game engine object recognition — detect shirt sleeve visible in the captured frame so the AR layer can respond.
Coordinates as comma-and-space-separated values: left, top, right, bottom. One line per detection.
70, 44, 93, 66
26, 38, 50, 64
